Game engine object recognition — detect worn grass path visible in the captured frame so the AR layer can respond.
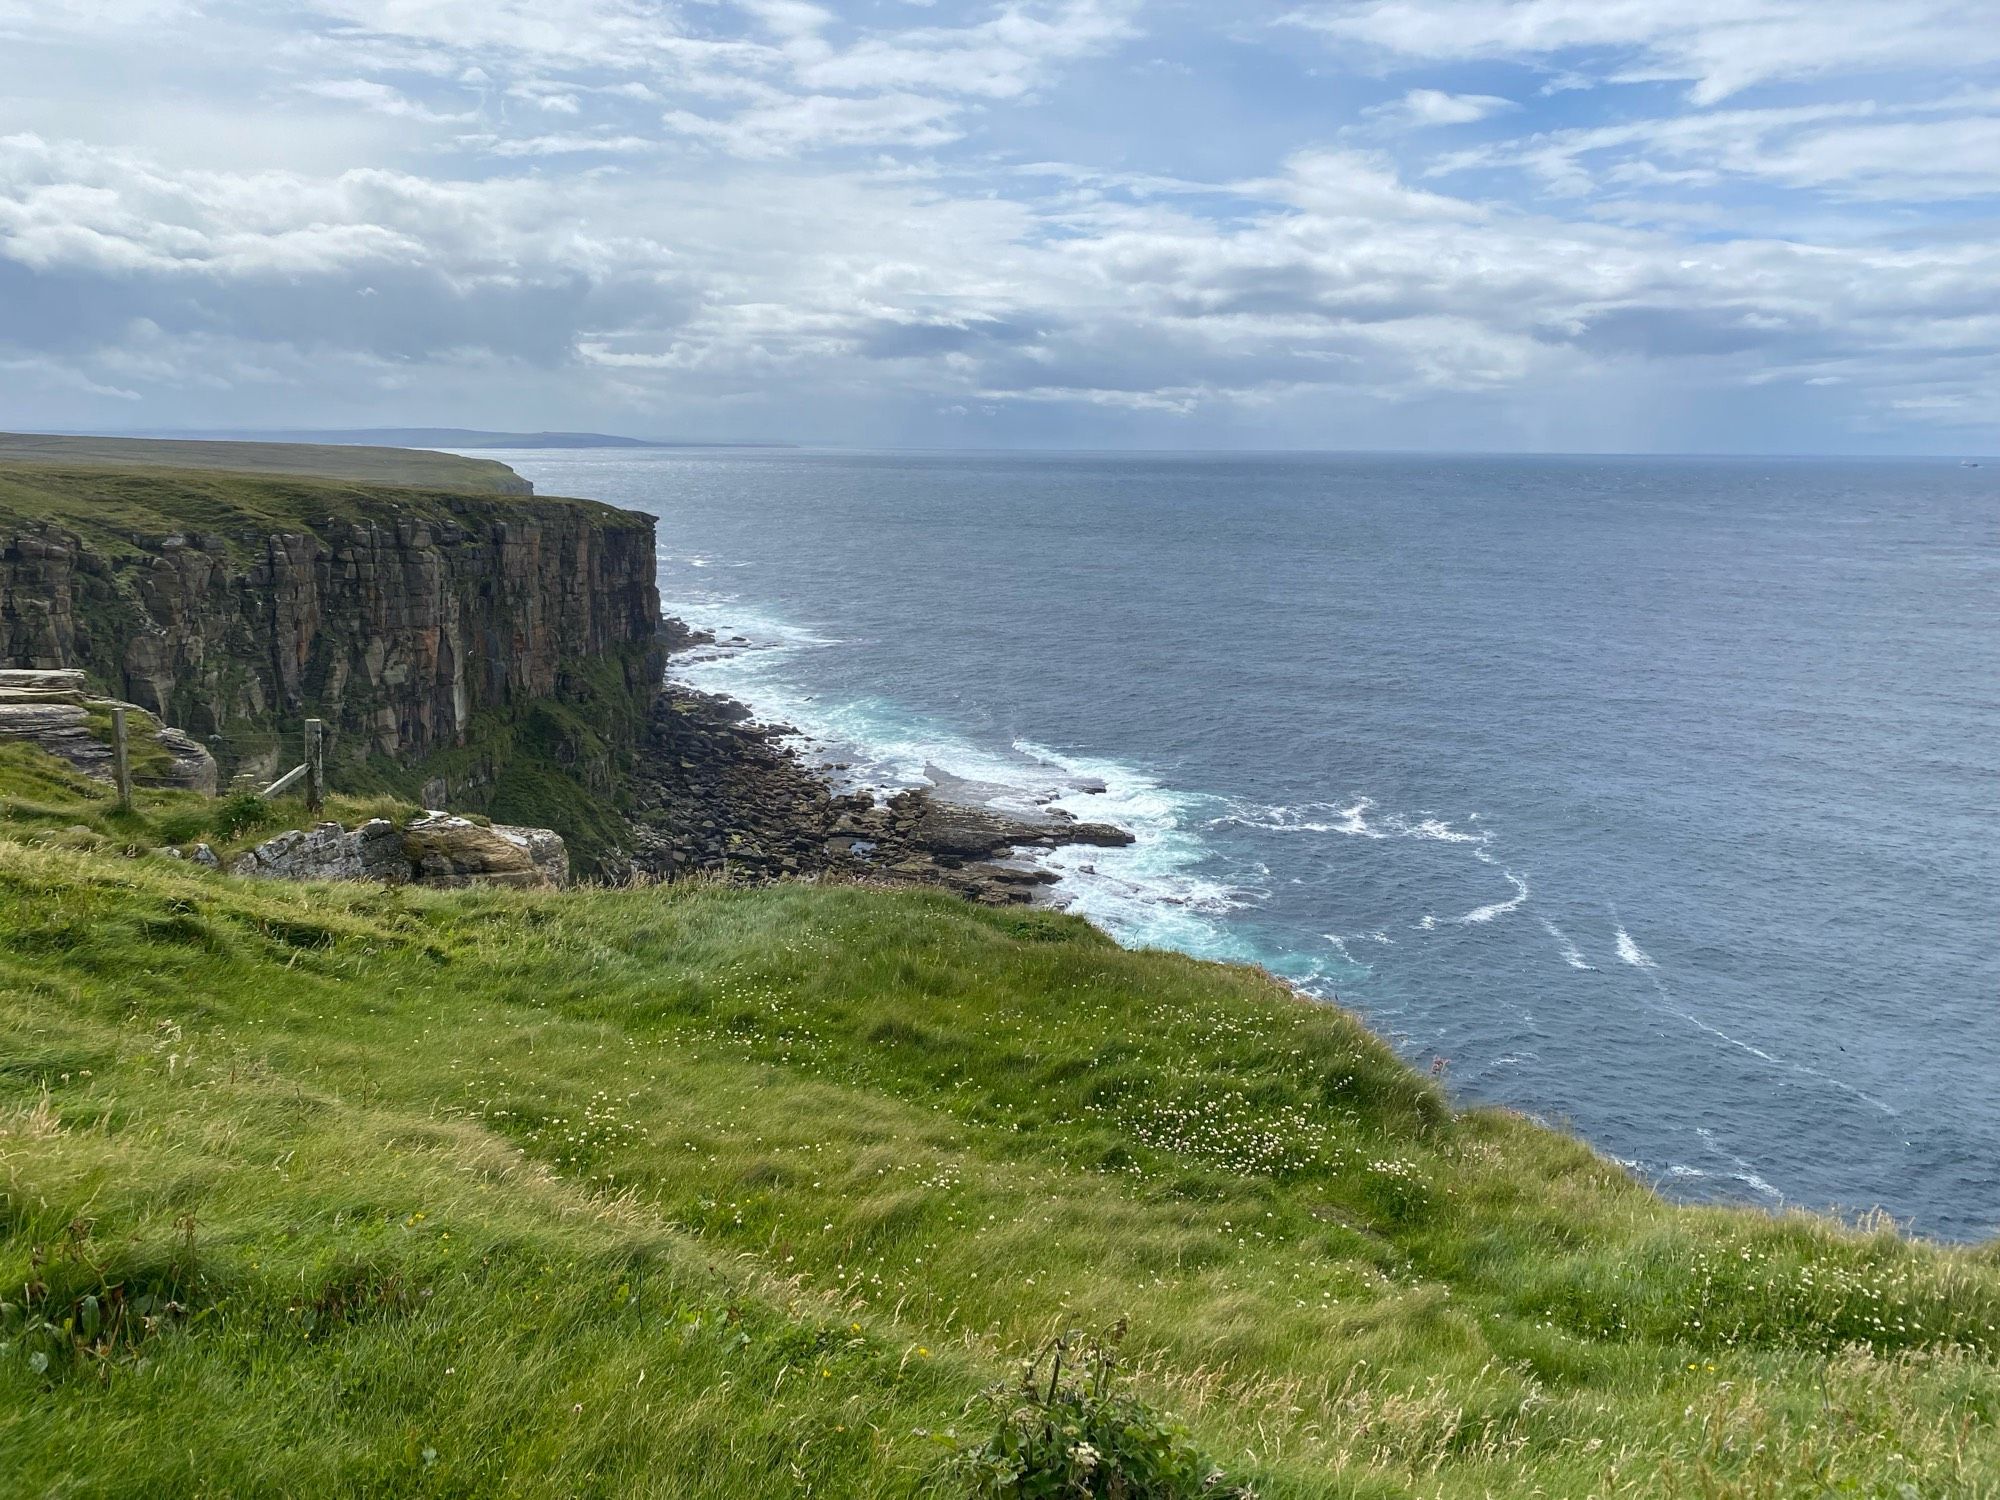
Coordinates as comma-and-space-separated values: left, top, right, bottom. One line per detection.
2, 761, 1997, 1496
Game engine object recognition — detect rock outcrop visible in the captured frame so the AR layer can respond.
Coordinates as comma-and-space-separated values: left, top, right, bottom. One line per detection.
231, 812, 569, 889
0, 493, 661, 773
0, 668, 218, 793
627, 676, 1131, 906
0, 463, 664, 870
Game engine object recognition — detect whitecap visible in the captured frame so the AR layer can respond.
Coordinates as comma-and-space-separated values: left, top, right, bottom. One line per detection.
1393, 814, 1489, 845
1458, 870, 1529, 924
1540, 918, 1594, 970
1212, 797, 1385, 838
1613, 923, 1656, 969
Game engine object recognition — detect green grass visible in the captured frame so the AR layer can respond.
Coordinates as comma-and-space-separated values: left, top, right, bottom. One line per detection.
0, 461, 631, 567
0, 742, 419, 861
341, 646, 661, 875
3, 757, 1997, 1498
0, 432, 530, 495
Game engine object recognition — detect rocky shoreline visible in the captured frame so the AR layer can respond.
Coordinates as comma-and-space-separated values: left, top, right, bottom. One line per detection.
620, 622, 1132, 905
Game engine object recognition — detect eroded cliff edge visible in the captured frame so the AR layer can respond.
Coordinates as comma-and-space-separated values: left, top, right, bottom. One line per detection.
0, 459, 662, 870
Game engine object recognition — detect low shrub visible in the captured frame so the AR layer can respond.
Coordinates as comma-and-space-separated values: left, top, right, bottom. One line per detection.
946, 1324, 1251, 1499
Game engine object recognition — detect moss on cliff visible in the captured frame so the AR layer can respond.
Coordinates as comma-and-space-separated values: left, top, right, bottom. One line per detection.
345, 642, 662, 872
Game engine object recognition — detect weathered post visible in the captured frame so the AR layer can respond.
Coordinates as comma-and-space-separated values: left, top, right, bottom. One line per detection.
111, 707, 133, 811
304, 718, 325, 815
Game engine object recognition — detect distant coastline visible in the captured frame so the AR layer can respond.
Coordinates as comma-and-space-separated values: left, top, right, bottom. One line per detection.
111, 426, 797, 451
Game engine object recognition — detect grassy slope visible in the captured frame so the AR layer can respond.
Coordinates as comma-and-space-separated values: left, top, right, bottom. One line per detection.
2, 758, 1997, 1499
0, 433, 530, 495
0, 461, 627, 564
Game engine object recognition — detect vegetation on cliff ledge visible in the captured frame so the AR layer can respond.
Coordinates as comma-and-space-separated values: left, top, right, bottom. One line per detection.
3, 751, 1997, 1497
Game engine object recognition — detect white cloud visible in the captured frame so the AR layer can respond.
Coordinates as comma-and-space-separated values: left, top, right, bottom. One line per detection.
794, 0, 1140, 100
1288, 0, 2000, 103
303, 79, 477, 124
1432, 97, 2000, 202
0, 1, 1994, 447
662, 91, 968, 154
5, 122, 1997, 438
1366, 88, 1514, 127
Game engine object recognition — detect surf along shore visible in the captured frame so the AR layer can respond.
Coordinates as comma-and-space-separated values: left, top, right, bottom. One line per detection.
621, 618, 1135, 905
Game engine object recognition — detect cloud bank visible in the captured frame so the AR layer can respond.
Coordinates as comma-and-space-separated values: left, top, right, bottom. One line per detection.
0, 0, 1994, 451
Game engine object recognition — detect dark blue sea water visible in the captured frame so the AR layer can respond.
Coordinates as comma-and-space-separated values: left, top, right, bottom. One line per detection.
492, 449, 1998, 1241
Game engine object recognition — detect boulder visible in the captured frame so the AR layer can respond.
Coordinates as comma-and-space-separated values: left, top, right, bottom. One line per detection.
231, 813, 567, 889
402, 813, 544, 889
0, 669, 87, 692
911, 803, 1135, 862
491, 822, 570, 887
231, 822, 370, 882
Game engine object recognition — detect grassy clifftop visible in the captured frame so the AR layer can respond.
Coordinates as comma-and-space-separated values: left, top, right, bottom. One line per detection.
0, 432, 533, 496
3, 754, 1997, 1498
0, 459, 621, 564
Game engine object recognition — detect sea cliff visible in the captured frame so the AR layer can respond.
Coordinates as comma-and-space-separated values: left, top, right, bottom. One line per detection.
0, 457, 662, 868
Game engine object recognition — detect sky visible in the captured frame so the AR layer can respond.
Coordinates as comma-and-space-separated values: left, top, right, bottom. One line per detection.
1, 0, 1997, 453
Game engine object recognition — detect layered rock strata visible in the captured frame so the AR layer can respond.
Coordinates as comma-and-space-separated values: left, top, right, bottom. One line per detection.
0, 668, 217, 793
231, 812, 568, 889
0, 476, 661, 780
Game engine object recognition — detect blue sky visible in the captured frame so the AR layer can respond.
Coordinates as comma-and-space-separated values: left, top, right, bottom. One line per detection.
2, 0, 1997, 452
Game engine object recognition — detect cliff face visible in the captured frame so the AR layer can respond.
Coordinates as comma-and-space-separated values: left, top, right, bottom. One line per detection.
0, 462, 663, 868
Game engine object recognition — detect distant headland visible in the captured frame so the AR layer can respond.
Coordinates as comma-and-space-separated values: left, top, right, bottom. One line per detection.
117, 426, 796, 451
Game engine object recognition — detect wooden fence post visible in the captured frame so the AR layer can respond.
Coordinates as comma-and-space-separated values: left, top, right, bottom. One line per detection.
111, 707, 133, 811
304, 718, 325, 815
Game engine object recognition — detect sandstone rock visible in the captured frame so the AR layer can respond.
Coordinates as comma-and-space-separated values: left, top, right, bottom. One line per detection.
492, 822, 570, 887
0, 501, 663, 783
0, 686, 219, 794
232, 823, 367, 881
909, 804, 1134, 861
399, 814, 543, 888
625, 680, 1134, 907
231, 813, 567, 889
0, 669, 87, 692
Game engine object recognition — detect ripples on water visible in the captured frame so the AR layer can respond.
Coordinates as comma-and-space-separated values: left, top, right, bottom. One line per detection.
492, 449, 1999, 1241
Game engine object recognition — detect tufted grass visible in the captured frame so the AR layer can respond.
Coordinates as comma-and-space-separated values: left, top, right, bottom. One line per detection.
0, 431, 530, 502
0, 742, 419, 861
2, 762, 1997, 1497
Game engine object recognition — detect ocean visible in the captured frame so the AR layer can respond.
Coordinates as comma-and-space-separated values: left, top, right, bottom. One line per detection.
487, 448, 1998, 1241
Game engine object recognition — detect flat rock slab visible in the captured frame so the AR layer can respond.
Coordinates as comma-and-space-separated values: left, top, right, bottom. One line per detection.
232, 814, 568, 888
0, 669, 87, 692
0, 689, 218, 795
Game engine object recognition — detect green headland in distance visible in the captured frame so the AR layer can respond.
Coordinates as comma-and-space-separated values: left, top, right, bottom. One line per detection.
0, 431, 534, 494
122, 427, 796, 450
